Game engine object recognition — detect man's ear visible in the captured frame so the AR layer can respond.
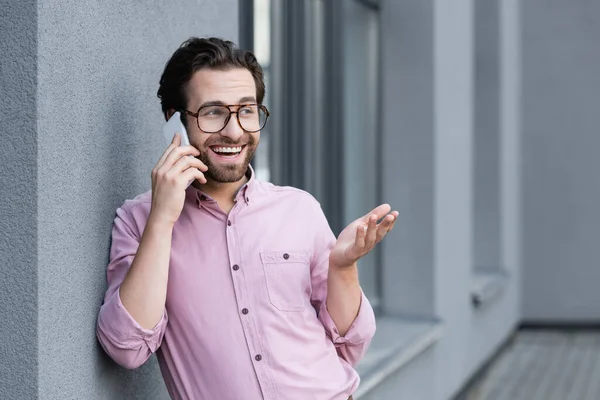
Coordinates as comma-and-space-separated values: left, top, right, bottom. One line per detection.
165, 108, 176, 121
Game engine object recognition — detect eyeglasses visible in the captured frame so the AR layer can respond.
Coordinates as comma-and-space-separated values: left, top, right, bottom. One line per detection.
181, 104, 270, 134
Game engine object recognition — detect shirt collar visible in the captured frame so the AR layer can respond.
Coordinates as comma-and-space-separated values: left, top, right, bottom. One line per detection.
185, 165, 256, 207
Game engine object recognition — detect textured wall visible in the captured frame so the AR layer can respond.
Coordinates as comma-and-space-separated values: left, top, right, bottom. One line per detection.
522, 0, 600, 321
33, 0, 237, 398
0, 1, 38, 399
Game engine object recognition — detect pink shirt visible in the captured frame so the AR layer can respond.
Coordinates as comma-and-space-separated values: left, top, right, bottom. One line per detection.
96, 168, 376, 400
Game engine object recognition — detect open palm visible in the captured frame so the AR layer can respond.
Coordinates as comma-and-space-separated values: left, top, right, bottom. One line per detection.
329, 204, 399, 269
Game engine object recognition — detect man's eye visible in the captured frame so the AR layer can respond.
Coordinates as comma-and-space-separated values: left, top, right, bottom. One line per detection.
240, 107, 256, 115
204, 109, 226, 116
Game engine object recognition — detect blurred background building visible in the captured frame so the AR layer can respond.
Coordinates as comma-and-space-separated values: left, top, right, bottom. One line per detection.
1, 0, 599, 399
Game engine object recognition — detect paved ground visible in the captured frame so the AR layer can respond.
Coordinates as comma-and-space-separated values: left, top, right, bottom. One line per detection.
459, 329, 600, 400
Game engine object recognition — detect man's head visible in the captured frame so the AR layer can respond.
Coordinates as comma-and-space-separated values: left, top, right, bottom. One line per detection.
157, 37, 266, 183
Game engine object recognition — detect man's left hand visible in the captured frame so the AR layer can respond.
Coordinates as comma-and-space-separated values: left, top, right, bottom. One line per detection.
329, 204, 399, 269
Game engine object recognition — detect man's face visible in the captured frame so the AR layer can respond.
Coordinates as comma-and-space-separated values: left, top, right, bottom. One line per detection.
184, 68, 260, 183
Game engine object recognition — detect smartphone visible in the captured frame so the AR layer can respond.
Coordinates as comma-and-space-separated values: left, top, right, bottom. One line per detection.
162, 111, 191, 147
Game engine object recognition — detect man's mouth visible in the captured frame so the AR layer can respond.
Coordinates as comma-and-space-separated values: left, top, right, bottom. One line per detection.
210, 145, 246, 159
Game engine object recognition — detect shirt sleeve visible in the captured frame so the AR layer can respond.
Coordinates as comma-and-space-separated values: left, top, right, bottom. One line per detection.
96, 206, 168, 369
308, 199, 377, 367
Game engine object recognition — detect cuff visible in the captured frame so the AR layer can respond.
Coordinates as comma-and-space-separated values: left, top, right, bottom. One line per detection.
318, 291, 377, 347
98, 288, 167, 353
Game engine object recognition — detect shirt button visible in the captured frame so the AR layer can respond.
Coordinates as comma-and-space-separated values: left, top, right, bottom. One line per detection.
255, 354, 262, 361
232, 264, 240, 271
227, 220, 232, 226
283, 253, 290, 260
241, 308, 249, 315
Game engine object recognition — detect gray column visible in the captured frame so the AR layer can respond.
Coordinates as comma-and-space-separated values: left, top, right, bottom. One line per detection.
380, 0, 436, 316
474, 0, 502, 271
500, 0, 522, 279
433, 0, 475, 300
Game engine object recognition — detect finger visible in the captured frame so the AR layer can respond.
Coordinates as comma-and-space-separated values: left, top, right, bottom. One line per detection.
171, 154, 208, 174
156, 133, 182, 169
365, 214, 378, 247
376, 214, 395, 242
387, 211, 399, 232
162, 145, 200, 170
388, 211, 400, 232
388, 219, 397, 232
172, 131, 181, 145
182, 166, 207, 185
170, 155, 194, 176
156, 141, 179, 170
191, 157, 209, 172
361, 204, 392, 223
355, 223, 367, 249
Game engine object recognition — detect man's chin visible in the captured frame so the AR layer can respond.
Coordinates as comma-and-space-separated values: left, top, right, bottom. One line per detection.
205, 164, 249, 183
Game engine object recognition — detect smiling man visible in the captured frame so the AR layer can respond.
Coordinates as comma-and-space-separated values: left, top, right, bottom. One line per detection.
96, 37, 397, 400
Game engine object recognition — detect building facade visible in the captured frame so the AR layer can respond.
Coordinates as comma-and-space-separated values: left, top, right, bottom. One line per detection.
2, 0, 599, 399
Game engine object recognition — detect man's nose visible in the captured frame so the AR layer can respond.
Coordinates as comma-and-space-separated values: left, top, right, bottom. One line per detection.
219, 114, 245, 141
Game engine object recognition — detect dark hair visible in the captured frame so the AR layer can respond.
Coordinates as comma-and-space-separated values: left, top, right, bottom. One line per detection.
157, 37, 265, 121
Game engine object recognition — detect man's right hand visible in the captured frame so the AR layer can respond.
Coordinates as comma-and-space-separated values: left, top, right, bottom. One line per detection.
150, 133, 208, 227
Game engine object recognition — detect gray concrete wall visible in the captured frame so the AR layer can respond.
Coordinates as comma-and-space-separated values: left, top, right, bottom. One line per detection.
473, 0, 502, 271
2, 1, 237, 399
521, 0, 600, 322
0, 1, 38, 398
370, 0, 522, 398
380, 0, 436, 318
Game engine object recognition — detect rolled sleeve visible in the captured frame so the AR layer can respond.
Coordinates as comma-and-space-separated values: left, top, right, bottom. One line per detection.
318, 290, 376, 347
97, 288, 168, 352
96, 205, 168, 369
317, 289, 376, 366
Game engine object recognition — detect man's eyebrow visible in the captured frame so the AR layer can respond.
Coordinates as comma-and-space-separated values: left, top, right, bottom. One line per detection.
238, 96, 257, 104
198, 97, 257, 108
199, 100, 226, 108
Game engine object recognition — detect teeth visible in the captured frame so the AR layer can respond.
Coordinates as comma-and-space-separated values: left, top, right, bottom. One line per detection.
213, 146, 242, 153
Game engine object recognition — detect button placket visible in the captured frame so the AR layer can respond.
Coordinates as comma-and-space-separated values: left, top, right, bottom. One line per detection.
225, 208, 263, 380
225, 203, 272, 393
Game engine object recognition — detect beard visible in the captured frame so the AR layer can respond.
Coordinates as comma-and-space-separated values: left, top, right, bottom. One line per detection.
196, 133, 257, 183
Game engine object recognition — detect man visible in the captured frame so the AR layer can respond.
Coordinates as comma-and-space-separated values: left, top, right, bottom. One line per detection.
96, 37, 398, 400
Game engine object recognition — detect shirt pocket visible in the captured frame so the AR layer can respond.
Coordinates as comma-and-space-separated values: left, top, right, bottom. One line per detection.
260, 251, 312, 312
